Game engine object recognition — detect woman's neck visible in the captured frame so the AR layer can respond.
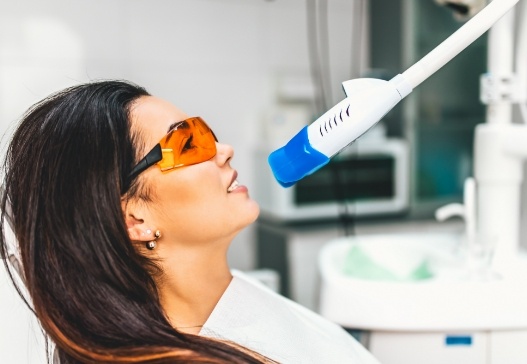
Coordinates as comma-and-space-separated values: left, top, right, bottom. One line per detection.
155, 242, 233, 334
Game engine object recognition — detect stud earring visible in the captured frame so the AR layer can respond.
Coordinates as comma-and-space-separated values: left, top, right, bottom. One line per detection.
146, 230, 162, 250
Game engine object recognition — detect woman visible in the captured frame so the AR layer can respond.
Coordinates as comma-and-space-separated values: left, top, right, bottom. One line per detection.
0, 80, 380, 363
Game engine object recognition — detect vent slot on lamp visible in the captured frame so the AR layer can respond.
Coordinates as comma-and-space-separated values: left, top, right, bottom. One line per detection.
319, 104, 351, 137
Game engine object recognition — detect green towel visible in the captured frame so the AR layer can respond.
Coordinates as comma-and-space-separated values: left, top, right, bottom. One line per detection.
342, 245, 433, 281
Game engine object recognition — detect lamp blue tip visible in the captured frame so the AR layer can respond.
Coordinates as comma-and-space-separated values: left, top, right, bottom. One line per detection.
268, 126, 330, 187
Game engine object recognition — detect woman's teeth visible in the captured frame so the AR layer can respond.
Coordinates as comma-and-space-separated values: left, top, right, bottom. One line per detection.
227, 180, 239, 193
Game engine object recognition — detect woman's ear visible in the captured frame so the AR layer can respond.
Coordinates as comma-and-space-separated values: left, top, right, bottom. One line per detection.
121, 200, 155, 242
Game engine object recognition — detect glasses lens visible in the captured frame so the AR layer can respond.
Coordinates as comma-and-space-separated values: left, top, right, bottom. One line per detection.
157, 117, 217, 171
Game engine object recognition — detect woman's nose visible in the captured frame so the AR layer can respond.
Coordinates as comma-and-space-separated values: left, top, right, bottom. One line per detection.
215, 142, 234, 166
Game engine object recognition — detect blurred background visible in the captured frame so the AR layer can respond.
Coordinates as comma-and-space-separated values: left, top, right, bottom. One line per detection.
3, 0, 524, 363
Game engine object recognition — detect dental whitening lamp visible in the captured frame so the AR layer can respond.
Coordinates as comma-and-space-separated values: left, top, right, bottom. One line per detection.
268, 0, 520, 187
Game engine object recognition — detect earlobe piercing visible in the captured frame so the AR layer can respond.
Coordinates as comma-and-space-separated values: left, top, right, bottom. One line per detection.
146, 230, 162, 250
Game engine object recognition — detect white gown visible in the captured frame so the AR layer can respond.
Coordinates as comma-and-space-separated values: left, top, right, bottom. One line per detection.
200, 270, 381, 364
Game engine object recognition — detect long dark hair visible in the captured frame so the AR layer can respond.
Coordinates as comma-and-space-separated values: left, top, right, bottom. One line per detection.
0, 80, 265, 363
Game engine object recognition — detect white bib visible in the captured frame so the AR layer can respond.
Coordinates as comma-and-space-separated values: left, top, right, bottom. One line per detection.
200, 270, 381, 364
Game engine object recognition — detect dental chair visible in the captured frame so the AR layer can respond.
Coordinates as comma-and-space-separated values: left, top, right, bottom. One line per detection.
1, 209, 48, 364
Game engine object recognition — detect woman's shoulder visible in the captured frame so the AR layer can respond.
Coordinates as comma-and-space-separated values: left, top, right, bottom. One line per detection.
201, 269, 381, 364
229, 270, 344, 330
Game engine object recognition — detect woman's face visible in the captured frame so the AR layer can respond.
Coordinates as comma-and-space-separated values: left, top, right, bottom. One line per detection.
129, 96, 260, 247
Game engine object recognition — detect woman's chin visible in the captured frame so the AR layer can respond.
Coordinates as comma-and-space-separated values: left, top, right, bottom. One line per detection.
238, 201, 260, 229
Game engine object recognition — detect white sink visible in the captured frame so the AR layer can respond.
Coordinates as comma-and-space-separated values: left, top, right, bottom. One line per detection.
318, 232, 527, 331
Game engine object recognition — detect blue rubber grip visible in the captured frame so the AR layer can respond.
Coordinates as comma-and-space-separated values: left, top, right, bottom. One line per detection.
268, 126, 330, 187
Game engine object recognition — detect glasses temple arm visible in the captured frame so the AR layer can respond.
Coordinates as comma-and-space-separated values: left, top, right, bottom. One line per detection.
126, 144, 163, 185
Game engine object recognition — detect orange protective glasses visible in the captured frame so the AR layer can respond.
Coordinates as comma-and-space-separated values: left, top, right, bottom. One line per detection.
127, 117, 217, 184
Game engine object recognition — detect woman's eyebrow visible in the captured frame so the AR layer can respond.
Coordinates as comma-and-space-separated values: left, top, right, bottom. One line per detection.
167, 121, 180, 133
166, 120, 188, 133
